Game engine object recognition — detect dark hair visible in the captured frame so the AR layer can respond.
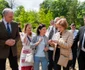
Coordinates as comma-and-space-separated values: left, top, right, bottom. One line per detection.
70, 23, 76, 27
18, 22, 21, 25
37, 24, 46, 35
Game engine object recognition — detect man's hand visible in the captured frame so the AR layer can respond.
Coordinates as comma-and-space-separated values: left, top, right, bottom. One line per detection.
5, 39, 16, 46
48, 40, 52, 44
44, 47, 49, 52
52, 40, 58, 43
48, 40, 58, 48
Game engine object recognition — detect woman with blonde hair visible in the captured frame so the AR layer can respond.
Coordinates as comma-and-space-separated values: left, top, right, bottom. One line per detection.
19, 24, 35, 70
49, 18, 73, 70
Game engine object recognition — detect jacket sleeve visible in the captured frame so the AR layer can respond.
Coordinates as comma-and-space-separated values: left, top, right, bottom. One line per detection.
15, 24, 20, 43
73, 29, 80, 46
0, 40, 6, 47
30, 36, 37, 49
45, 36, 49, 48
57, 32, 73, 49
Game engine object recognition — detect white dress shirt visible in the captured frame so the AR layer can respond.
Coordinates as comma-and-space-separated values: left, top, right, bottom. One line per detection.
45, 26, 56, 37
69, 29, 78, 39
46, 26, 57, 51
2, 18, 12, 32
81, 31, 85, 52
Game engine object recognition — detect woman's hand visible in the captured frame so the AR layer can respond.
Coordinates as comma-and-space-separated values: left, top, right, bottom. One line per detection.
35, 38, 42, 46
44, 47, 49, 52
38, 38, 43, 43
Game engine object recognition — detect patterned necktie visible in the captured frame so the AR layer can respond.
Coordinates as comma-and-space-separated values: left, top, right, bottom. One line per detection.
48, 27, 54, 40
7, 23, 11, 34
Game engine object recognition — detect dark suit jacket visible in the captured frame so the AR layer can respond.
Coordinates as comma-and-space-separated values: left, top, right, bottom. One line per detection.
74, 26, 85, 58
0, 20, 20, 59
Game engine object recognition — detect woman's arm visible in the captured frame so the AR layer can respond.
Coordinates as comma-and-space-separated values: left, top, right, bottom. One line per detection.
57, 32, 73, 49
30, 36, 42, 49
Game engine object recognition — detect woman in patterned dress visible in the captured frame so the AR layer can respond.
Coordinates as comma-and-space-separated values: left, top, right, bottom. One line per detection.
19, 24, 35, 70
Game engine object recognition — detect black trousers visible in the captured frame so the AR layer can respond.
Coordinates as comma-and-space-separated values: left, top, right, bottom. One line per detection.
0, 48, 18, 70
55, 61, 71, 70
48, 50, 57, 70
78, 50, 85, 70
70, 45, 77, 69
54, 48, 71, 70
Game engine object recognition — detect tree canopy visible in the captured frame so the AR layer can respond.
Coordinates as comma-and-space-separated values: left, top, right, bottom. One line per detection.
0, 0, 10, 18
0, 0, 85, 30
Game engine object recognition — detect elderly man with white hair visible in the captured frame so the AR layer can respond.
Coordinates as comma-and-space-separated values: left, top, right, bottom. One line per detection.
45, 17, 60, 70
0, 8, 20, 70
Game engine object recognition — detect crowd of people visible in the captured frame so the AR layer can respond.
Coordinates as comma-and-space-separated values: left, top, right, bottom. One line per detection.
0, 8, 85, 70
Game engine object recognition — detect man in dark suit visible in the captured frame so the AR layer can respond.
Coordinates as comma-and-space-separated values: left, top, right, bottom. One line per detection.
0, 8, 20, 70
74, 17, 85, 70
69, 23, 78, 70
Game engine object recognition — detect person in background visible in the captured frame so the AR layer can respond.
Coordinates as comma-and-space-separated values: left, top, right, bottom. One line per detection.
69, 23, 78, 70
19, 24, 35, 70
46, 17, 60, 70
30, 24, 49, 70
73, 16, 85, 70
49, 18, 73, 70
18, 23, 22, 32
46, 17, 60, 37
0, 8, 20, 70
70, 23, 78, 39
50, 20, 54, 26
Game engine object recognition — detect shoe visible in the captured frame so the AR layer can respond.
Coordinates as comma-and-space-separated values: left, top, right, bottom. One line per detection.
69, 67, 76, 70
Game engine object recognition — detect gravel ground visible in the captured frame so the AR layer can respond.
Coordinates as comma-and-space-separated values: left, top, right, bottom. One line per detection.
6, 59, 78, 70
6, 59, 11, 70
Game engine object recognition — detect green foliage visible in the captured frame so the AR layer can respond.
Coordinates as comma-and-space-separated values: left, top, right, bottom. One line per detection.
40, 0, 85, 28
14, 5, 53, 30
0, 0, 85, 30
38, 9, 53, 27
0, 0, 10, 16
14, 6, 39, 31
77, 2, 85, 26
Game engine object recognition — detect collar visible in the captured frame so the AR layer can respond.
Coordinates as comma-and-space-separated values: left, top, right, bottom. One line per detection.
61, 30, 67, 35
2, 18, 11, 24
2, 18, 7, 25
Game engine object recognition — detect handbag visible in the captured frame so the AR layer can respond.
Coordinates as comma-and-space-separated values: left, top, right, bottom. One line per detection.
25, 52, 34, 63
25, 46, 34, 63
57, 54, 69, 67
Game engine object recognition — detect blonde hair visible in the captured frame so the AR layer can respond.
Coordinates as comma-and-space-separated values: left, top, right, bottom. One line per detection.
54, 17, 61, 23
56, 18, 68, 29
23, 23, 32, 36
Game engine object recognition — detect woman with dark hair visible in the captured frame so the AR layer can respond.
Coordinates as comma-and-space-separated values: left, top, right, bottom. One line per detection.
19, 23, 35, 70
30, 24, 49, 70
